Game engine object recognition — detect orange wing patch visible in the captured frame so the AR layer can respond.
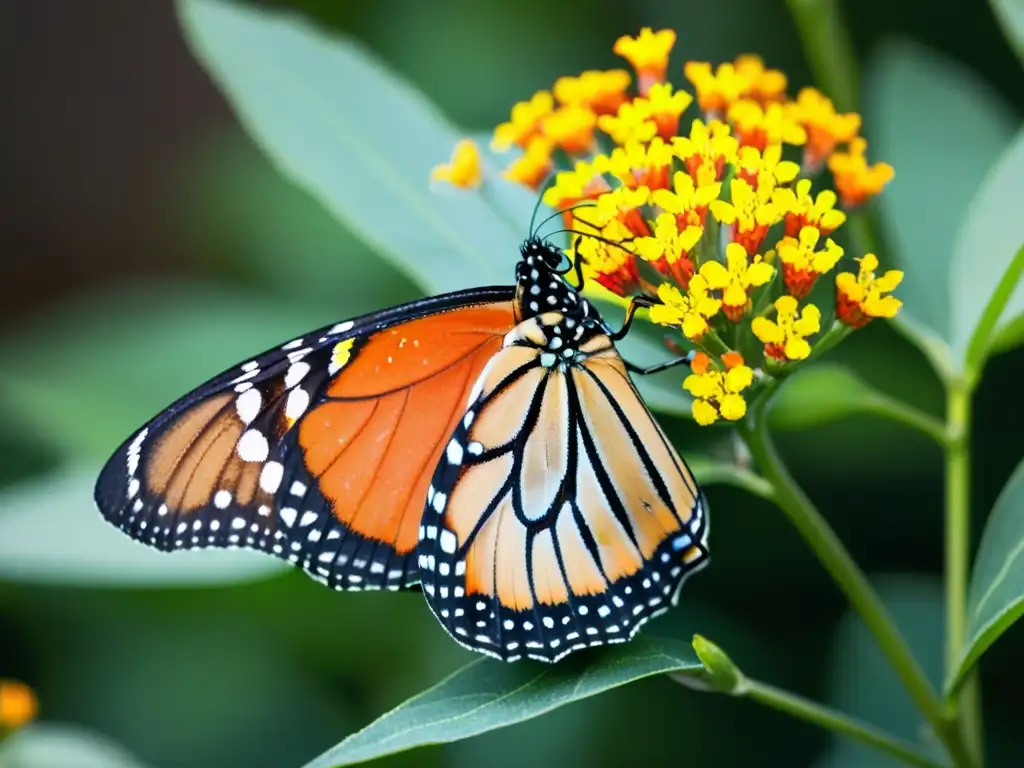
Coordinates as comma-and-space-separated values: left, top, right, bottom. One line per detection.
298, 302, 516, 555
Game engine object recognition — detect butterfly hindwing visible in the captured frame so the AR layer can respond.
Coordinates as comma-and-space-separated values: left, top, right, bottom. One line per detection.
417, 317, 709, 662
94, 287, 517, 591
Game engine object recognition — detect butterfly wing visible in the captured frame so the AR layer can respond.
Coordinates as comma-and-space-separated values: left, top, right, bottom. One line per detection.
416, 326, 708, 661
95, 287, 517, 591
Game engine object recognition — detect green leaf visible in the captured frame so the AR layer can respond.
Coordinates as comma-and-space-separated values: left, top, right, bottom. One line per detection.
865, 38, 1017, 365
178, 0, 523, 294
949, 456, 1024, 692
303, 636, 700, 768
768, 365, 946, 443
0, 281, 333, 462
0, 466, 287, 586
990, 0, 1024, 68
2, 724, 154, 768
953, 131, 1024, 369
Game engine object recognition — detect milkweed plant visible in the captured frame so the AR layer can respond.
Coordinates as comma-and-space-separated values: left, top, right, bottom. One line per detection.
4, 1, 1017, 767
426, 19, 1024, 768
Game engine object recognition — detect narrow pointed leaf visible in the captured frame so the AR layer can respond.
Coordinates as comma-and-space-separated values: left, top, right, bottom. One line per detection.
865, 39, 1017, 360
178, 0, 523, 294
949, 457, 1024, 692
953, 130, 1024, 368
303, 636, 700, 767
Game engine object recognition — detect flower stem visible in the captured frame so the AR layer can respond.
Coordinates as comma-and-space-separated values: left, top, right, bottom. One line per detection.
737, 400, 975, 767
785, 0, 860, 111
944, 379, 984, 763
743, 680, 950, 768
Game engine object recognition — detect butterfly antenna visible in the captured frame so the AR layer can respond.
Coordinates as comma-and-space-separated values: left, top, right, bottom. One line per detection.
532, 201, 599, 240
527, 170, 560, 239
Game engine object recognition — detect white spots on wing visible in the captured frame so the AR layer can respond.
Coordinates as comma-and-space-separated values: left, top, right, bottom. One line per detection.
455, 560, 466, 576
462, 411, 475, 429
542, 616, 554, 629
467, 442, 483, 456
280, 507, 298, 528
231, 517, 246, 531
259, 461, 284, 494
299, 511, 318, 527
290, 480, 307, 497
540, 352, 556, 368
439, 529, 457, 555
236, 429, 269, 463
285, 387, 310, 422
126, 427, 148, 477
214, 490, 233, 509
127, 478, 140, 499
157, 504, 168, 517
307, 529, 322, 542
210, 519, 221, 532
446, 439, 463, 466
281, 338, 304, 351
432, 491, 447, 513
597, 605, 611, 618
235, 388, 262, 425
241, 361, 260, 373
328, 320, 354, 335
284, 361, 310, 389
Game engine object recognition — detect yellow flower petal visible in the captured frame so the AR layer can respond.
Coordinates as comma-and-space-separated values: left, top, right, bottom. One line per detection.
719, 393, 747, 421
700, 260, 730, 289
692, 399, 720, 425
751, 316, 782, 344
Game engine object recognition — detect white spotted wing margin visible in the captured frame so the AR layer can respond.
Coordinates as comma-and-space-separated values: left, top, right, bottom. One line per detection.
93, 286, 515, 593
301, 635, 702, 768
417, 339, 710, 664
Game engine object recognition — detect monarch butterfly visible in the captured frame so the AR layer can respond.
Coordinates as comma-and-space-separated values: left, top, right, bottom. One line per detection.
94, 219, 709, 663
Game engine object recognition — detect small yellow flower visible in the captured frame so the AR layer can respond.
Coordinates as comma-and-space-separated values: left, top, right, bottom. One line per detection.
649, 276, 722, 339
709, 177, 784, 255
542, 105, 598, 154
605, 138, 675, 190
684, 61, 750, 114
700, 242, 775, 320
734, 55, 788, 104
0, 680, 37, 730
634, 212, 702, 288
553, 69, 631, 115
502, 137, 554, 190
492, 91, 554, 151
684, 351, 754, 425
735, 144, 800, 189
614, 27, 676, 93
574, 219, 640, 298
829, 137, 895, 208
644, 82, 694, 140
650, 170, 721, 230
591, 186, 652, 237
752, 296, 821, 361
788, 87, 861, 168
672, 118, 739, 184
776, 225, 844, 298
835, 253, 903, 327
598, 100, 658, 146
430, 139, 483, 189
772, 177, 846, 238
727, 99, 807, 151
542, 159, 611, 211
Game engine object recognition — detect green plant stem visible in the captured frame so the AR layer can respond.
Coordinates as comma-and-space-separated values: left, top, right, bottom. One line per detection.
742, 680, 950, 768
785, 0, 859, 111
738, 399, 975, 768
944, 380, 984, 763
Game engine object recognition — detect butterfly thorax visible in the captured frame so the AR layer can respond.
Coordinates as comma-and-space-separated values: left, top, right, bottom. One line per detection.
508, 238, 610, 372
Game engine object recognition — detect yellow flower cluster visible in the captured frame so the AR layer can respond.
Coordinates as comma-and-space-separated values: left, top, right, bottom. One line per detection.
433, 28, 903, 425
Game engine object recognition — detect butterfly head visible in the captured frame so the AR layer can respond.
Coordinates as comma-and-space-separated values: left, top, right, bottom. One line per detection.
514, 235, 589, 322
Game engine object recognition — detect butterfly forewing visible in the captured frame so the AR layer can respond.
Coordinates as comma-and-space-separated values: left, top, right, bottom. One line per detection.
416, 315, 709, 662
94, 288, 517, 591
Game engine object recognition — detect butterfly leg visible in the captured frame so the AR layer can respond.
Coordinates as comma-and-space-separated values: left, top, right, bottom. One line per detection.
624, 352, 695, 376
610, 296, 657, 341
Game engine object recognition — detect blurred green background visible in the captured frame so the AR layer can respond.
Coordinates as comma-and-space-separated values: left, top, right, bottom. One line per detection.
1, 1, 1022, 766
